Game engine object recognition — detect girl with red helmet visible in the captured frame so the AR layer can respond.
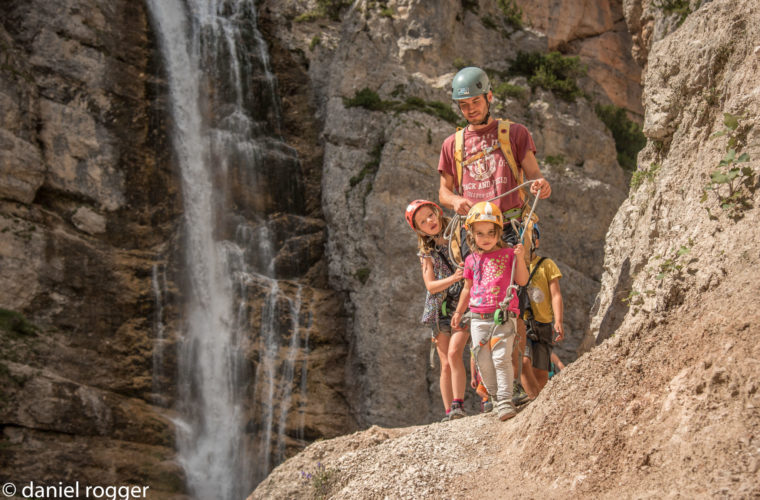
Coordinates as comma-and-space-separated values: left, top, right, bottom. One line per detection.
405, 199, 469, 421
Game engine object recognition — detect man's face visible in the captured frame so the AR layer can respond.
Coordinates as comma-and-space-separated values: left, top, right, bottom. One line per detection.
457, 91, 491, 124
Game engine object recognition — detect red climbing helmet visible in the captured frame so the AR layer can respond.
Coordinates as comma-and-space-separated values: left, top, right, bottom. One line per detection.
405, 199, 442, 231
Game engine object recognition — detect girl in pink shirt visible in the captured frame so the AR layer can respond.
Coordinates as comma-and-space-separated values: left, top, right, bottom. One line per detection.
452, 201, 528, 421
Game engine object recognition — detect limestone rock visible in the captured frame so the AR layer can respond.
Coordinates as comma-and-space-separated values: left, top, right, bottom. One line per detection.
515, 0, 644, 116
0, 0, 185, 495
0, 25, 44, 205
586, 0, 760, 350
39, 98, 125, 211
71, 206, 107, 235
0, 131, 44, 205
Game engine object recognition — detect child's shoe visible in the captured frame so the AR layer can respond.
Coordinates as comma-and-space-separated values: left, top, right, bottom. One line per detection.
512, 382, 529, 406
448, 400, 465, 420
480, 399, 493, 413
496, 400, 517, 421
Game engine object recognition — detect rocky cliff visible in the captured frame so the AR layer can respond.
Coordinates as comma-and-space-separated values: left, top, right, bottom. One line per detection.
250, 0, 760, 497
514, 0, 643, 116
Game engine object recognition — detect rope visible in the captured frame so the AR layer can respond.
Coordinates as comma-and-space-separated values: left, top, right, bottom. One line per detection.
499, 186, 541, 313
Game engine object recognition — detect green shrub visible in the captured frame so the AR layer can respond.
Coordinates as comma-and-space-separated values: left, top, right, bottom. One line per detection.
630, 163, 660, 190
494, 81, 526, 100
481, 15, 498, 30
453, 57, 470, 70
295, 0, 352, 22
294, 11, 321, 23
654, 0, 690, 25
344, 88, 393, 111
309, 35, 321, 51
318, 0, 353, 21
461, 0, 479, 14
0, 309, 38, 337
701, 113, 756, 220
425, 101, 459, 125
299, 462, 338, 499
350, 142, 383, 187
595, 104, 647, 171
544, 154, 565, 166
344, 89, 459, 125
497, 0, 523, 29
509, 51, 586, 102
355, 268, 371, 285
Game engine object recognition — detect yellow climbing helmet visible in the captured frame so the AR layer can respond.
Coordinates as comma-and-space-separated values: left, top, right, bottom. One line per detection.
464, 201, 503, 229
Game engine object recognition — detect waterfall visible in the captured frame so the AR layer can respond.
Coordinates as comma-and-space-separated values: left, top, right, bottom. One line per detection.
150, 264, 168, 402
145, 0, 306, 497
276, 285, 302, 463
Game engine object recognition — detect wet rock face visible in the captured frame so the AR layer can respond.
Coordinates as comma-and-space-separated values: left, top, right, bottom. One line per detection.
0, 0, 188, 494
1, 0, 353, 491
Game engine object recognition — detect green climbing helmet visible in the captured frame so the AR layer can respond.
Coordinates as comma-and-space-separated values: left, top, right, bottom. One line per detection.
451, 67, 491, 100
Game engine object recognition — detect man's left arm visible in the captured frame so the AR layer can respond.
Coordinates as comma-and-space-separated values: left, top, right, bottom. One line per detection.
521, 151, 551, 199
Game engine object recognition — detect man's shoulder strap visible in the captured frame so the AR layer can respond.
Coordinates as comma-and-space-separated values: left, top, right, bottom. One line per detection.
454, 127, 466, 194
496, 119, 525, 203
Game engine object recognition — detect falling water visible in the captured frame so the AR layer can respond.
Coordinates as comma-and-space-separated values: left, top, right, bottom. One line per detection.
145, 0, 306, 497
276, 285, 302, 463
150, 264, 167, 400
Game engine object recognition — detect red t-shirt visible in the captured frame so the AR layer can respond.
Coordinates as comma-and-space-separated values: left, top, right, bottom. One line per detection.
438, 120, 536, 213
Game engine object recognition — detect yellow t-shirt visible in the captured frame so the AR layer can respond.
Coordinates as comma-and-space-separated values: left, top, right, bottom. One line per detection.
526, 256, 562, 324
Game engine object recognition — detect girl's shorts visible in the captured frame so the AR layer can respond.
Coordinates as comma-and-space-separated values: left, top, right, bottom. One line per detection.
432, 316, 468, 340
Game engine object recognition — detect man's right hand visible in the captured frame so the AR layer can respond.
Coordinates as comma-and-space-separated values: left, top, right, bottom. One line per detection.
453, 196, 472, 215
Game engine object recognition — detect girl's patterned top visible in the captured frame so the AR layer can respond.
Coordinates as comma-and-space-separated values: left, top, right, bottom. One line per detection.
418, 247, 461, 326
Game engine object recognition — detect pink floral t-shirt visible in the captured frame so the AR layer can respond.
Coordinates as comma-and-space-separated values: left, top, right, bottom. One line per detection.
463, 247, 519, 314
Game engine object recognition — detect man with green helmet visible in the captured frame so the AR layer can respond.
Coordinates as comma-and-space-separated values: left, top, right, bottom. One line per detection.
438, 66, 551, 222
438, 66, 552, 406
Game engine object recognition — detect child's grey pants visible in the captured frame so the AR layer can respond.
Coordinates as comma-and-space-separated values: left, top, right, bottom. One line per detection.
470, 315, 516, 403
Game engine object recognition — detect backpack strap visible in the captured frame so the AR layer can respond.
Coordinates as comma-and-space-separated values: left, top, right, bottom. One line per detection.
496, 119, 525, 205
527, 257, 547, 286
454, 127, 465, 195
